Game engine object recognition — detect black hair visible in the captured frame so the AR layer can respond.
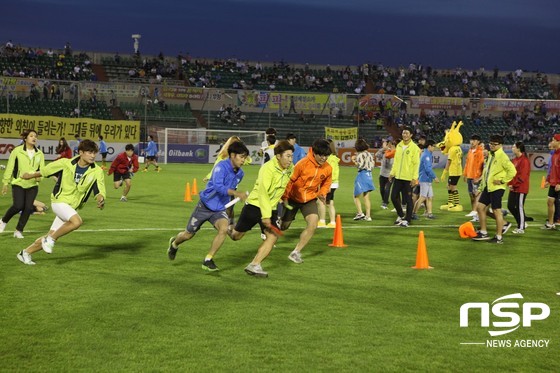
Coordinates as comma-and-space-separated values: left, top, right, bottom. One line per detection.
125, 144, 134, 151
228, 140, 249, 157
312, 139, 332, 156
514, 141, 526, 153
425, 139, 436, 147
354, 138, 369, 152
470, 134, 481, 141
286, 133, 297, 141
274, 140, 294, 155
489, 134, 503, 144
265, 127, 277, 135
401, 126, 413, 134
267, 134, 276, 145
21, 129, 37, 140
78, 139, 99, 153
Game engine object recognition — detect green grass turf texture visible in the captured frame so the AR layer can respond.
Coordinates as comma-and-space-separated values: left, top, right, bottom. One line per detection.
0, 162, 559, 372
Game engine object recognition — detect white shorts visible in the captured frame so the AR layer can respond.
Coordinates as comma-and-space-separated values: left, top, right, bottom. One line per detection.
50, 203, 78, 232
419, 182, 434, 198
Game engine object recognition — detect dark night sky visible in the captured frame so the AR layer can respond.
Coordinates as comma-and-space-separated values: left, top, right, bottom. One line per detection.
5, 0, 560, 73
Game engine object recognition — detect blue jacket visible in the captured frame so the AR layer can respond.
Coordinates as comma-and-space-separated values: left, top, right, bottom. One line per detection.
200, 159, 244, 211
418, 149, 436, 182
146, 141, 158, 157
293, 143, 307, 165
99, 140, 108, 153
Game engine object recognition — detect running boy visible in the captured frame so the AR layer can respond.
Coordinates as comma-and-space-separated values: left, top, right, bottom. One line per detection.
229, 140, 294, 277
167, 141, 249, 271
281, 139, 332, 264
108, 144, 139, 202
16, 139, 106, 265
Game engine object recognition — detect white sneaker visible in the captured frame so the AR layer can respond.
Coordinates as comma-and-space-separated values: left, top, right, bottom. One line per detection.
17, 250, 35, 265
244, 263, 268, 277
512, 228, 525, 234
120, 196, 128, 202
288, 251, 303, 264
380, 204, 388, 210
364, 216, 372, 222
42, 236, 55, 254
0, 219, 6, 233
260, 233, 266, 241
465, 211, 477, 217
471, 216, 479, 222
13, 230, 24, 239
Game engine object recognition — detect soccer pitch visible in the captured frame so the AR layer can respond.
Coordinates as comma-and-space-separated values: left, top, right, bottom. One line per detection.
0, 163, 558, 372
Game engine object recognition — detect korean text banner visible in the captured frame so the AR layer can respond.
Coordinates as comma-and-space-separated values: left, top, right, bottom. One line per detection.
0, 114, 140, 142
325, 127, 358, 148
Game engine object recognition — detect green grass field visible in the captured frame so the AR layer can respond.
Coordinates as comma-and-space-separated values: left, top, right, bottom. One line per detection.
1, 162, 559, 372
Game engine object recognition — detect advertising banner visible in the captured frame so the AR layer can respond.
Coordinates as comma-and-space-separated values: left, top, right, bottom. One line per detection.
0, 114, 140, 142
325, 127, 358, 148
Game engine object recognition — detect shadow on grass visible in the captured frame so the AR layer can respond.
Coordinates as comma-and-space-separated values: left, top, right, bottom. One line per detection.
51, 239, 145, 264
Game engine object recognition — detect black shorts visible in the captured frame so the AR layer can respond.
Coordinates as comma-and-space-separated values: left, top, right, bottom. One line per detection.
447, 176, 460, 186
147, 156, 156, 161
113, 171, 132, 182
282, 199, 318, 222
412, 184, 420, 195
101, 152, 108, 159
548, 186, 560, 199
234, 203, 279, 233
478, 187, 505, 209
326, 188, 337, 203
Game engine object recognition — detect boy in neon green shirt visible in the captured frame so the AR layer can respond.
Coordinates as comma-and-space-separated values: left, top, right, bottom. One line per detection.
16, 139, 106, 265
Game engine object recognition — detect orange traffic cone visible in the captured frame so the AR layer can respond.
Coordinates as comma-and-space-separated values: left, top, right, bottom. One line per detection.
184, 182, 193, 202
412, 231, 433, 270
328, 214, 347, 248
192, 178, 199, 195
541, 176, 546, 189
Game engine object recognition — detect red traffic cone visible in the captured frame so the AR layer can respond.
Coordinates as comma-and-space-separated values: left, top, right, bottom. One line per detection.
328, 214, 347, 248
412, 231, 433, 270
184, 182, 193, 202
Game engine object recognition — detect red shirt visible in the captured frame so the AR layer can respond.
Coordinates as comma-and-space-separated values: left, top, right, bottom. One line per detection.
508, 154, 530, 194
108, 152, 139, 175
547, 149, 560, 186
56, 147, 73, 160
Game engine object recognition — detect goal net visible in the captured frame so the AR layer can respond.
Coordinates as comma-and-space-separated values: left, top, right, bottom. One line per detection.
156, 128, 266, 164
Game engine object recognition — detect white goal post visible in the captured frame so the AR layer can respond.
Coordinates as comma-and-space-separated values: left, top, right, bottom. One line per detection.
157, 128, 266, 164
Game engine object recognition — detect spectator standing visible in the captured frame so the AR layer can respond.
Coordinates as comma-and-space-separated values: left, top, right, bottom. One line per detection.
389, 127, 420, 227
142, 135, 160, 172
352, 138, 375, 221
98, 135, 108, 169
472, 135, 517, 244
286, 133, 307, 165
506, 141, 531, 234
543, 134, 560, 229
376, 138, 395, 210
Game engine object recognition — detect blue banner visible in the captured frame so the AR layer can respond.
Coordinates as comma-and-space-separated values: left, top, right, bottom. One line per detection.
167, 144, 209, 163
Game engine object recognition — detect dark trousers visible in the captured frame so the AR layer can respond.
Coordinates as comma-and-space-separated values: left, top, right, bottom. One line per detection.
1, 185, 39, 232
379, 175, 392, 205
391, 179, 413, 222
507, 191, 526, 229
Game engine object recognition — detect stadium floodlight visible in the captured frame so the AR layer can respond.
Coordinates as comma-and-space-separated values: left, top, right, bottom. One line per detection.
131, 34, 141, 54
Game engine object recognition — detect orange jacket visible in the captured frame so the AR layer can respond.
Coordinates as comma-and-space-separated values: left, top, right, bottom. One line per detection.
463, 145, 484, 179
283, 149, 332, 203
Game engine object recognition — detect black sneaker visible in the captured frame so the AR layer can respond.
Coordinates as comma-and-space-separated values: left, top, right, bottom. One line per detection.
167, 237, 178, 260
202, 259, 219, 272
502, 222, 512, 235
488, 236, 503, 244
472, 231, 490, 241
